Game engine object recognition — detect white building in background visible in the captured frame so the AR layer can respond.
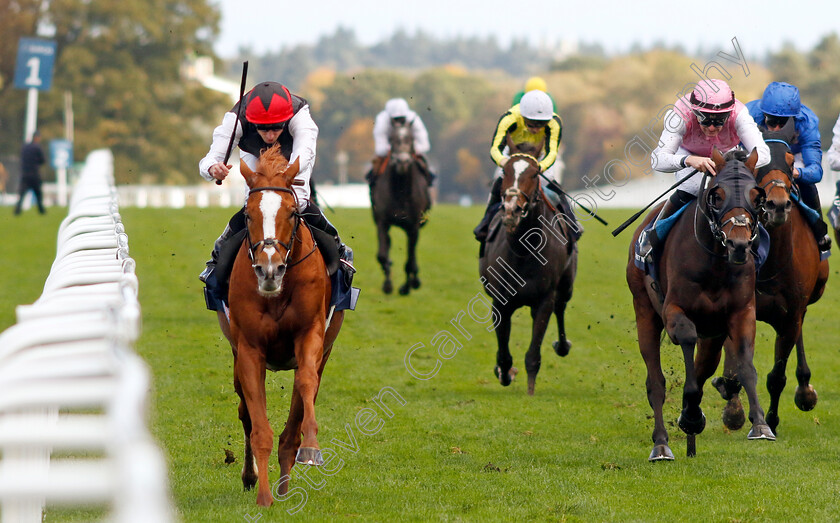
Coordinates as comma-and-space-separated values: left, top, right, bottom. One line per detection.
181, 55, 240, 102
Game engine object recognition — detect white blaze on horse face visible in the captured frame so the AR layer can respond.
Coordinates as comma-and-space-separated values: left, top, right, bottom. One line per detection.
511, 159, 531, 186
259, 191, 283, 245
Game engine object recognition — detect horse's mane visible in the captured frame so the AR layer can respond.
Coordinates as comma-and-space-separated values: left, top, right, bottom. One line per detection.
259, 143, 290, 177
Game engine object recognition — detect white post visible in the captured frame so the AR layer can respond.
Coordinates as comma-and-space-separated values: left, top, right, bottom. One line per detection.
336, 150, 348, 185
57, 166, 67, 206
24, 88, 39, 142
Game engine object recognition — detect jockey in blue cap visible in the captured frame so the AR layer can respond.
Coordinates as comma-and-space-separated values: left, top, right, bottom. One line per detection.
746, 81, 831, 253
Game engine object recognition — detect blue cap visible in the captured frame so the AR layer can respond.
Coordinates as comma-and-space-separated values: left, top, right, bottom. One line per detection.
758, 82, 801, 117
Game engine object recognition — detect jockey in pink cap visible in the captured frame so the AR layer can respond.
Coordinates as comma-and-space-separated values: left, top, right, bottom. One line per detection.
638, 79, 770, 262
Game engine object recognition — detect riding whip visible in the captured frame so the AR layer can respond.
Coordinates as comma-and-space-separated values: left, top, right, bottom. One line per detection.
537, 172, 609, 226
217, 60, 249, 185
611, 169, 699, 237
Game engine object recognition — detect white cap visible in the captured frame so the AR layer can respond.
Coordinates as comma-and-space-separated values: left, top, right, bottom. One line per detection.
520, 90, 553, 120
385, 98, 410, 118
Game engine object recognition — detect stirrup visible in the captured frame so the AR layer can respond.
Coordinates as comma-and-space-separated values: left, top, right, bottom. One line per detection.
199, 265, 214, 283
638, 229, 654, 262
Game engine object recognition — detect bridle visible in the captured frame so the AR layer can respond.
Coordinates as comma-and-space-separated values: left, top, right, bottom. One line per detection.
244, 185, 315, 268
503, 153, 542, 219
696, 167, 762, 253
757, 138, 798, 200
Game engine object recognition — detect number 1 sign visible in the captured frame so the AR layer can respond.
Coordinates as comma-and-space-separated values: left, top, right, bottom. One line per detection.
14, 38, 57, 92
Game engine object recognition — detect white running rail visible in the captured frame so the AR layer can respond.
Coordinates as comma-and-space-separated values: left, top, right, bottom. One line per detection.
0, 149, 174, 523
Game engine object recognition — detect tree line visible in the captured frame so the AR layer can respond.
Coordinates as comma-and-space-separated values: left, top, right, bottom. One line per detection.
1, 2, 839, 201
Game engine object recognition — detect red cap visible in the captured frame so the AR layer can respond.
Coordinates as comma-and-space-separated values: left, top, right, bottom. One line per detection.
245, 82, 294, 124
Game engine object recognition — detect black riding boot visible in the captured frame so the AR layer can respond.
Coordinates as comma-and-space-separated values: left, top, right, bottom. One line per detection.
638, 189, 695, 261
300, 202, 355, 268
200, 208, 247, 311
798, 182, 832, 253
474, 176, 504, 243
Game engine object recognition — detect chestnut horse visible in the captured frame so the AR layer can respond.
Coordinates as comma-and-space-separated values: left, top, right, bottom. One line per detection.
627, 148, 773, 461
371, 120, 431, 295
217, 144, 344, 506
479, 151, 577, 395
713, 124, 829, 435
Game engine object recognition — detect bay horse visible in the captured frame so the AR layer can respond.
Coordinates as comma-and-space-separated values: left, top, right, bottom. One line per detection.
712, 123, 829, 435
217, 143, 344, 506
626, 147, 773, 461
479, 150, 577, 395
370, 119, 431, 295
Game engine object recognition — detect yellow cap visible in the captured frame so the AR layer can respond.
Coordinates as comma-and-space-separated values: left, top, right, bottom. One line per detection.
525, 76, 547, 92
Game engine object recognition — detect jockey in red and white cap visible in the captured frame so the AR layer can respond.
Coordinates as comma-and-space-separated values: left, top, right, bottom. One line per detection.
199, 81, 353, 312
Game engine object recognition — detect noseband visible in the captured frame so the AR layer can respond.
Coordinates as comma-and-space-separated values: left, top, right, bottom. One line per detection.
245, 186, 301, 264
757, 138, 798, 199
698, 168, 762, 250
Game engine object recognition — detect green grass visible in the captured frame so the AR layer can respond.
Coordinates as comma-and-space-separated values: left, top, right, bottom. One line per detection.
2, 204, 840, 522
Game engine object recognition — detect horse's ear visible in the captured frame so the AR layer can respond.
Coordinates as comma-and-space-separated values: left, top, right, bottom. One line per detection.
240, 159, 258, 187
711, 146, 726, 172
744, 147, 759, 173
282, 157, 301, 185
785, 151, 795, 168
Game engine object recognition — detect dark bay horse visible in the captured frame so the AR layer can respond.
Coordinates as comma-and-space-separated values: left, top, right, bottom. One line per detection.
371, 120, 431, 295
479, 151, 577, 395
627, 147, 773, 461
218, 144, 344, 506
713, 124, 829, 435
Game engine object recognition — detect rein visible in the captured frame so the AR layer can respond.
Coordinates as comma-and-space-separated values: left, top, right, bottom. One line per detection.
693, 170, 759, 257
245, 186, 317, 268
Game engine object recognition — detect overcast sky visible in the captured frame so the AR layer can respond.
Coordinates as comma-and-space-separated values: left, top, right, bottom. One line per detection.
212, 0, 839, 59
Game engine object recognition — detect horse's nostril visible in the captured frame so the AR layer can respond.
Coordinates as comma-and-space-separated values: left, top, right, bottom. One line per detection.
254, 266, 265, 279
784, 200, 792, 210
766, 200, 776, 211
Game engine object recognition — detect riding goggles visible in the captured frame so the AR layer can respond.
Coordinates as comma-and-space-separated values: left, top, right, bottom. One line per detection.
254, 121, 287, 131
763, 114, 790, 128
693, 109, 730, 128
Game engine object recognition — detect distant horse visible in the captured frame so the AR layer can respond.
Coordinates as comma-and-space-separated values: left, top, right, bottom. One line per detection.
370, 119, 431, 295
627, 147, 773, 461
479, 148, 577, 395
713, 123, 829, 435
218, 143, 344, 506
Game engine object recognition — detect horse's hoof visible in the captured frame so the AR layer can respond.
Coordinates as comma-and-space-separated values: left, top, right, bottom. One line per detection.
411, 278, 421, 289
295, 447, 324, 466
398, 283, 410, 295
553, 339, 571, 357
678, 411, 706, 435
747, 424, 776, 441
494, 366, 517, 387
721, 397, 746, 431
382, 280, 393, 294
648, 444, 674, 461
242, 475, 257, 491
256, 490, 273, 507
794, 384, 818, 411
527, 376, 536, 396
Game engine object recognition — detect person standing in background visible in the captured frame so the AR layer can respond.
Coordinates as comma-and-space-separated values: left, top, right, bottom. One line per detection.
15, 130, 46, 215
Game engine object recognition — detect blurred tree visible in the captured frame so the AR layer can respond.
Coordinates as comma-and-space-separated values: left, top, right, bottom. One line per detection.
334, 118, 373, 183
0, 0, 230, 184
